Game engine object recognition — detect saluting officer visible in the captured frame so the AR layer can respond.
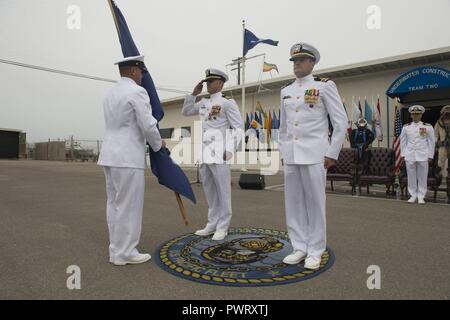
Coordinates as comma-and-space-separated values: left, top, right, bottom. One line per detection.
400, 105, 435, 204
182, 68, 243, 241
279, 43, 348, 270
98, 55, 165, 265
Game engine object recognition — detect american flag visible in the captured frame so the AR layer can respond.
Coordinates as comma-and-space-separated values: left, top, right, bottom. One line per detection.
392, 105, 403, 173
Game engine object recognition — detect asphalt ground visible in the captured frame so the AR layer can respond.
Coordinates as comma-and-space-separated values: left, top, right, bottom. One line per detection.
0, 160, 449, 300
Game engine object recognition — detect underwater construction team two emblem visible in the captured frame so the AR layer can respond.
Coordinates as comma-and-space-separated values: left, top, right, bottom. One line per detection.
155, 228, 335, 287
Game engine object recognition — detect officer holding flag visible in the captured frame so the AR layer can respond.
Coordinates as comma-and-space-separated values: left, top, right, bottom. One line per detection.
98, 55, 165, 266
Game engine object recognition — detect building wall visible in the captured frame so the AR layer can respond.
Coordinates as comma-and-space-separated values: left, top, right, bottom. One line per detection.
335, 61, 450, 147
34, 143, 48, 160
161, 61, 450, 169
19, 132, 26, 158
34, 142, 66, 161
0, 130, 20, 159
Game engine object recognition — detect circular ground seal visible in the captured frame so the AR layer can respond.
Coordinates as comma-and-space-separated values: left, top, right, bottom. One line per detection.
154, 228, 335, 287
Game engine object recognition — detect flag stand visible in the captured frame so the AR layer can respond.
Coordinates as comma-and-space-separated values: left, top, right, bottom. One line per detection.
241, 20, 247, 172
175, 192, 189, 226
190, 161, 201, 184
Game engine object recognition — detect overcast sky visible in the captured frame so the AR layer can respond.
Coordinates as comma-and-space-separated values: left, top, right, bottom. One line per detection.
1, 0, 450, 142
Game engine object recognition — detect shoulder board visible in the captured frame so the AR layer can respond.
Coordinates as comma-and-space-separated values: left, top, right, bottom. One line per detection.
403, 123, 410, 127
314, 76, 330, 82
222, 93, 232, 100
281, 80, 295, 89
423, 123, 432, 126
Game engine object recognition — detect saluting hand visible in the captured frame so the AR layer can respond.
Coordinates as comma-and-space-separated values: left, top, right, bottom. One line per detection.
192, 81, 204, 96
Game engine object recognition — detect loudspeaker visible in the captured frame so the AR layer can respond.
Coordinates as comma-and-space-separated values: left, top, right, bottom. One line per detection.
238, 173, 265, 190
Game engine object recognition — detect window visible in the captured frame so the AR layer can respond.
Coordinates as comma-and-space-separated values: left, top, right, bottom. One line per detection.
160, 128, 174, 139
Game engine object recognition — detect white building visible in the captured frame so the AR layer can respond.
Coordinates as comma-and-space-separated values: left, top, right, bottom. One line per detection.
160, 47, 450, 170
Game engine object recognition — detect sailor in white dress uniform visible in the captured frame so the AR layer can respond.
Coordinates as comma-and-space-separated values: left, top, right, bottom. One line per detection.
279, 43, 348, 270
400, 105, 435, 204
98, 55, 165, 265
181, 68, 243, 241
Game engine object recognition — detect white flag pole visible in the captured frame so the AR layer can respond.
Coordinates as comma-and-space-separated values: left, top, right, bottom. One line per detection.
241, 20, 247, 171
242, 20, 246, 118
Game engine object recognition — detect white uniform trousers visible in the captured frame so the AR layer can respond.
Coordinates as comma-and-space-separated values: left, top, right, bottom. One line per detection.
200, 164, 232, 232
406, 161, 429, 199
284, 163, 327, 258
103, 166, 145, 263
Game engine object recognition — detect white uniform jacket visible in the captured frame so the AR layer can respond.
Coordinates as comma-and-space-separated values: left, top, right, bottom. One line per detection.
182, 92, 244, 164
98, 77, 162, 169
279, 74, 348, 164
400, 121, 435, 162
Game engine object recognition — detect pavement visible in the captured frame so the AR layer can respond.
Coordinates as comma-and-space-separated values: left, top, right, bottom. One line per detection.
0, 159, 449, 300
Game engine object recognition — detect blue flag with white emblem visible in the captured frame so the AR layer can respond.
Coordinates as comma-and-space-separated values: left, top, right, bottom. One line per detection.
108, 0, 196, 204
243, 29, 278, 56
